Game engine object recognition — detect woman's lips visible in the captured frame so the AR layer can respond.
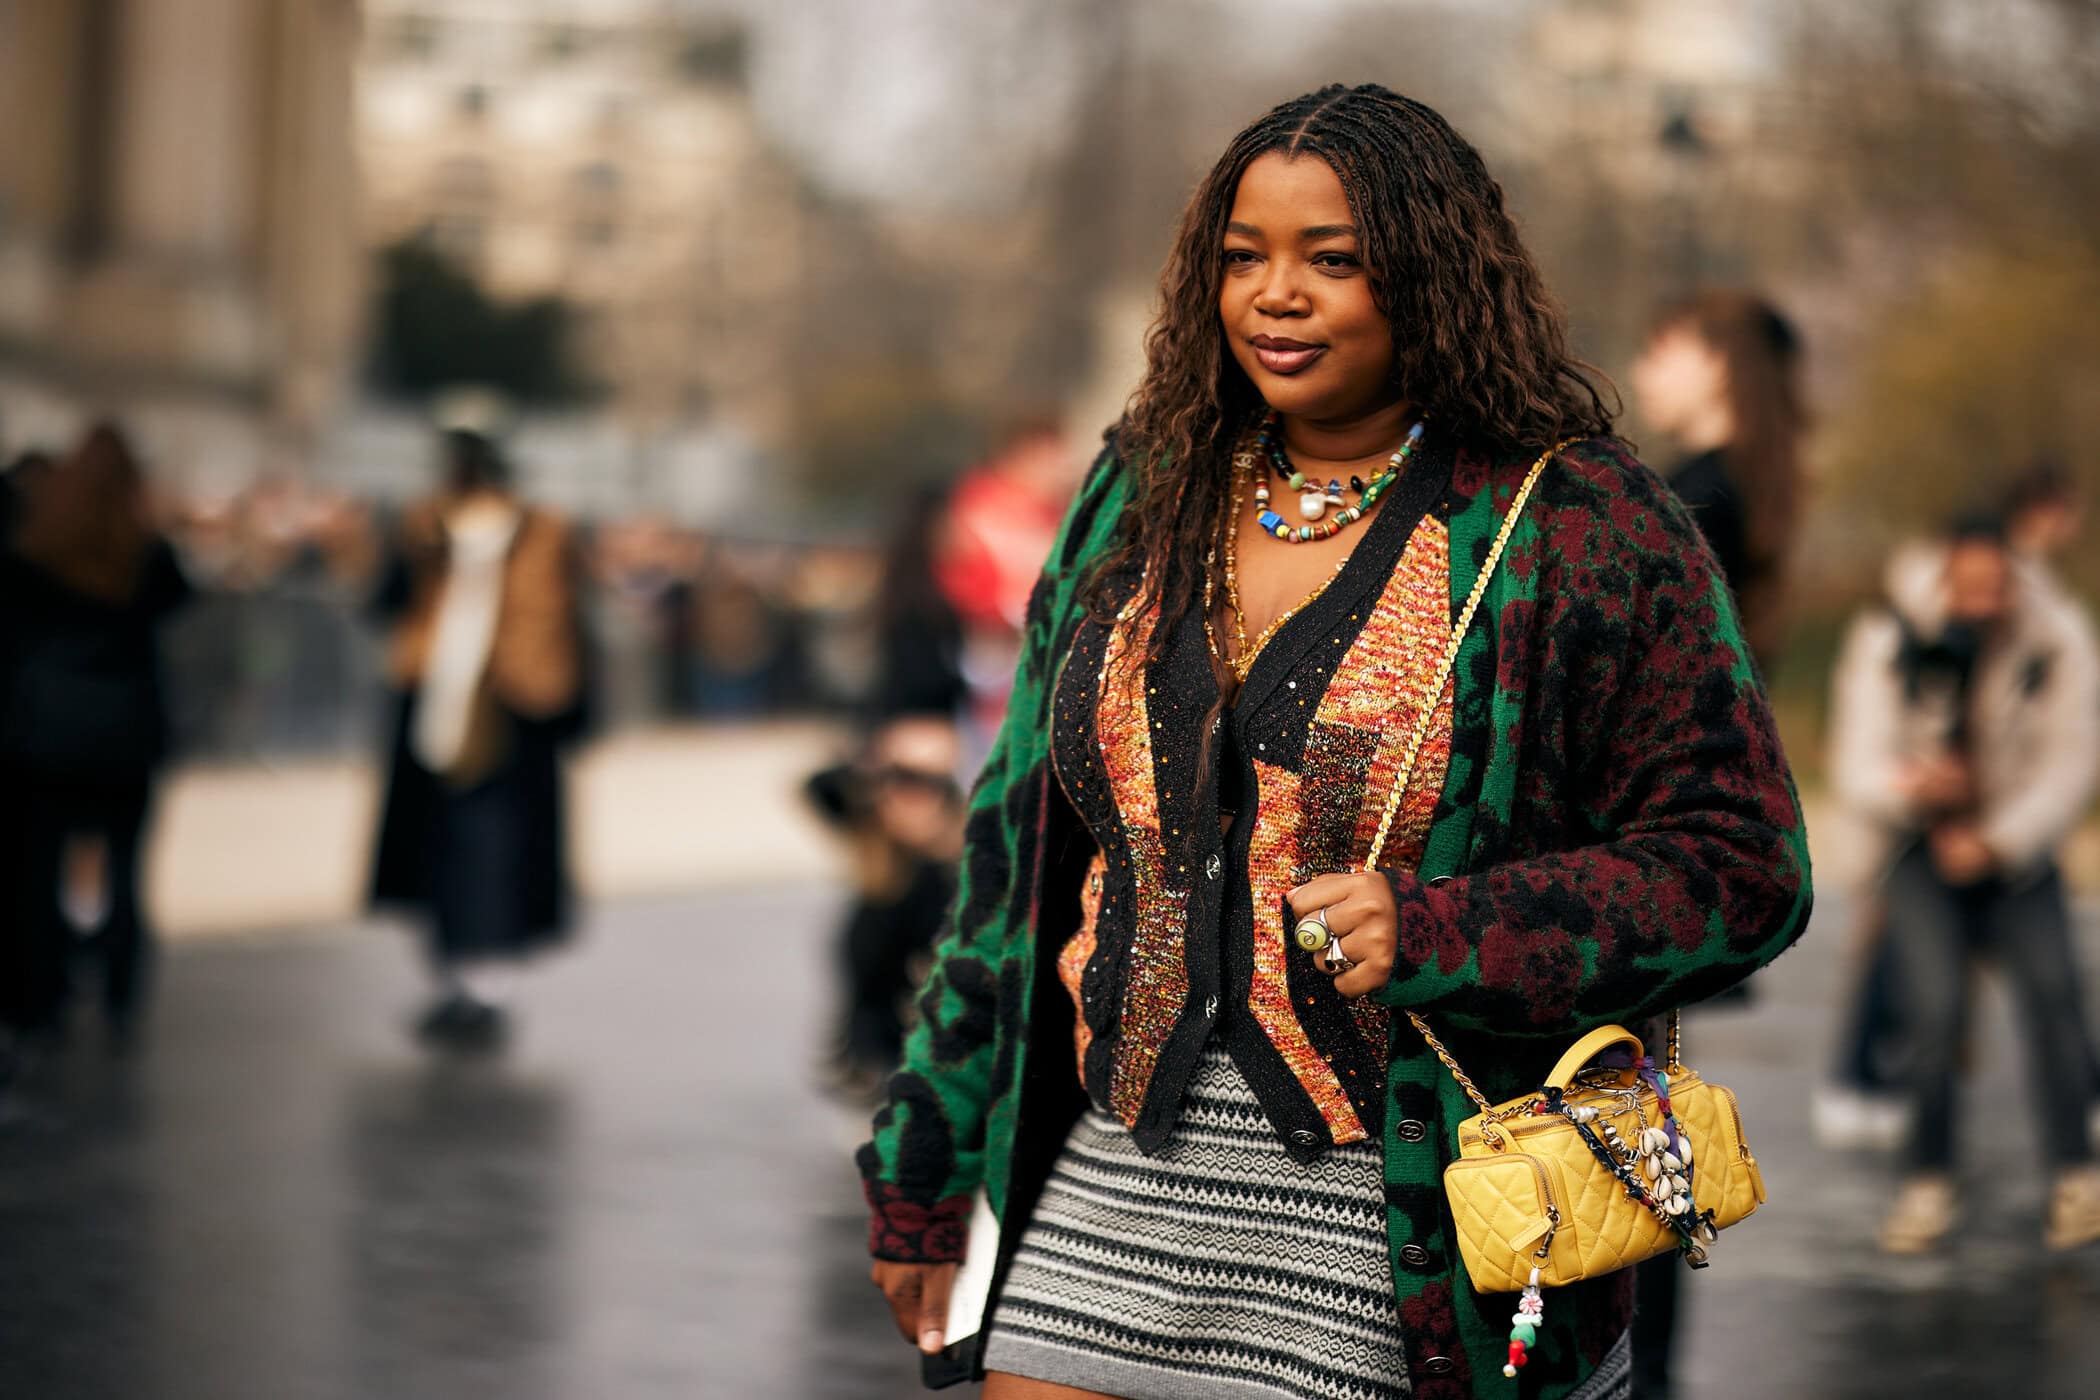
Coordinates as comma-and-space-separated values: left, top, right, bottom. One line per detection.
1249, 337, 1326, 375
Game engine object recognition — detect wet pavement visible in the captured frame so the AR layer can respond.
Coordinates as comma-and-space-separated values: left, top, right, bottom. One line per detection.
3, 885, 2098, 1399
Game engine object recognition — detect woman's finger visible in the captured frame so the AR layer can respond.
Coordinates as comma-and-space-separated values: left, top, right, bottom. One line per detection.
875, 1264, 923, 1345
1320, 926, 1377, 972
1318, 928, 1352, 974
917, 1263, 958, 1354
1286, 872, 1368, 918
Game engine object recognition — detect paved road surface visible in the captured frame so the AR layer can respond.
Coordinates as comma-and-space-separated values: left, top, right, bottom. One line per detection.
4, 886, 2098, 1399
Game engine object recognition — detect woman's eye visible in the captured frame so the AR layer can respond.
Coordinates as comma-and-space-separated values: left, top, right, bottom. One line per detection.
1222, 249, 1258, 266
1313, 252, 1360, 269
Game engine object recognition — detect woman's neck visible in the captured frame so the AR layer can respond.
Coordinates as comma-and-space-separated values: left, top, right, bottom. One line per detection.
1277, 398, 1418, 470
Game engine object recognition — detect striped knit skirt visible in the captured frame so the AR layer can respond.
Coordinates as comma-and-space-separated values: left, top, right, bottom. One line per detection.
983, 1041, 1410, 1399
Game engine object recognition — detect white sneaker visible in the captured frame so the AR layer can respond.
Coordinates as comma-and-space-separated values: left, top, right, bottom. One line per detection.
1812, 1083, 1909, 1152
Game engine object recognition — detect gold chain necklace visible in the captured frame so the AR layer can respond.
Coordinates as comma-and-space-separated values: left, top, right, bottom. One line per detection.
1205, 437, 1353, 686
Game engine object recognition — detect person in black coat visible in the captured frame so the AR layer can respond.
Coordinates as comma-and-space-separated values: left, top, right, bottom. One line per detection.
0, 425, 191, 1054
367, 431, 588, 1051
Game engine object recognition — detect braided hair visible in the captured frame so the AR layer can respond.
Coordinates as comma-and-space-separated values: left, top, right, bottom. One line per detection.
1096, 83, 1617, 644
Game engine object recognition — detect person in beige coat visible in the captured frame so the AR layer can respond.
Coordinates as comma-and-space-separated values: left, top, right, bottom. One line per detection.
1828, 515, 2100, 1252
369, 430, 588, 1051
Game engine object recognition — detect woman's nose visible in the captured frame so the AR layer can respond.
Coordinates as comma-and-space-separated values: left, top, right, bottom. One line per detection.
1252, 262, 1305, 316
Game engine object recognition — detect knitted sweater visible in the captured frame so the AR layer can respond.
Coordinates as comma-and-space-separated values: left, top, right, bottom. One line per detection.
859, 433, 1813, 1400
1044, 430, 1464, 1157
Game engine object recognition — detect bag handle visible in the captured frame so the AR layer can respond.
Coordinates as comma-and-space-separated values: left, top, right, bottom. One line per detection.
1348, 440, 1684, 1135
1543, 1025, 1644, 1090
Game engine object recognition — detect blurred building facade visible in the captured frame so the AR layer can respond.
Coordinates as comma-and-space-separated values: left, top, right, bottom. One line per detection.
357, 0, 812, 445
0, 0, 363, 490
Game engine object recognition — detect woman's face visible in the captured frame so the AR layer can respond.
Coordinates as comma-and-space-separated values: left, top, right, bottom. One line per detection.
1219, 152, 1397, 423
1631, 325, 1728, 439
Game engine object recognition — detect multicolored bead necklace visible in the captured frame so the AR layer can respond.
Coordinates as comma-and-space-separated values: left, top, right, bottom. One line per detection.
1251, 412, 1427, 543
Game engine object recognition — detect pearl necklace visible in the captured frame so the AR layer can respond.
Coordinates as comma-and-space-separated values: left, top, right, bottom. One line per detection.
1251, 413, 1426, 543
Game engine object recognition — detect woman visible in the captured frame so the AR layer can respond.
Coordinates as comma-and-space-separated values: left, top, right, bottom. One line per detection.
861, 86, 1810, 1400
0, 424, 191, 1053
369, 429, 586, 1051
1629, 289, 1805, 670
1626, 290, 1805, 1396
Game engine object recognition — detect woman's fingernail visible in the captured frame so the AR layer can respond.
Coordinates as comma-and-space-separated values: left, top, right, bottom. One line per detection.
920, 1328, 945, 1353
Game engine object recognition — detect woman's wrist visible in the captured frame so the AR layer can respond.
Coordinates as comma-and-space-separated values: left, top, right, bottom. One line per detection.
1370, 868, 1469, 1008
864, 1179, 973, 1263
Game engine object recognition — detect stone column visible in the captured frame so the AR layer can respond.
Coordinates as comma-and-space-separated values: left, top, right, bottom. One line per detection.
258, 0, 363, 441
68, 0, 268, 384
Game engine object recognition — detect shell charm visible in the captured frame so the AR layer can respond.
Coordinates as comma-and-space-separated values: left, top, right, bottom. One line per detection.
1298, 489, 1327, 521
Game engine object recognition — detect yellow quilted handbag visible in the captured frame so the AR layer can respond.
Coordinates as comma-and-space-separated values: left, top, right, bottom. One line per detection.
1425, 1015, 1766, 1294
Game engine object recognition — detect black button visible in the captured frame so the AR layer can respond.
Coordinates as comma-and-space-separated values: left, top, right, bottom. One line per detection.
1397, 1119, 1428, 1144
1399, 1244, 1433, 1268
1288, 1128, 1321, 1148
1419, 1357, 1456, 1377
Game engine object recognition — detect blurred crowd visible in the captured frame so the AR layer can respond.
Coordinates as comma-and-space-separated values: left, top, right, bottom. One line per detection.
5, 439, 902, 767
0, 411, 1076, 1069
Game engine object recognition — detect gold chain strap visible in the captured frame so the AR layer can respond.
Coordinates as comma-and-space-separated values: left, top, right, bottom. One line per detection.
1347, 440, 1687, 1137
1360, 442, 1558, 871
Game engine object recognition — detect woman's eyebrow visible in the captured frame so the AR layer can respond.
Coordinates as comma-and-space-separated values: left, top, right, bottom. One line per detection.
1223, 221, 1358, 239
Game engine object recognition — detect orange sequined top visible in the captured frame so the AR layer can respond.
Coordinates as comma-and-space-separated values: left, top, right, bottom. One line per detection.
1048, 440, 1456, 1160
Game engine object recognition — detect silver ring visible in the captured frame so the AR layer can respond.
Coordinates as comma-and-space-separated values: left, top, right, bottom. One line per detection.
1324, 935, 1354, 975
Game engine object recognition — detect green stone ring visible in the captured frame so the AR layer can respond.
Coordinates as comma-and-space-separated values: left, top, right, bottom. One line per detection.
1292, 909, 1333, 953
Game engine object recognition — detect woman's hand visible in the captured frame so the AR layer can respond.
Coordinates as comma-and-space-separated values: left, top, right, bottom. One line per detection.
1286, 872, 1399, 999
870, 1260, 959, 1354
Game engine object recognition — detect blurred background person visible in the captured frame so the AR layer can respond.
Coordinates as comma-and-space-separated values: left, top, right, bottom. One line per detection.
1628, 288, 1807, 1399
1632, 288, 1806, 670
367, 429, 589, 1052
1999, 461, 2100, 1116
808, 488, 968, 1100
932, 418, 1078, 757
1828, 515, 2100, 1253
0, 423, 192, 1062
666, 547, 809, 718
806, 719, 965, 1103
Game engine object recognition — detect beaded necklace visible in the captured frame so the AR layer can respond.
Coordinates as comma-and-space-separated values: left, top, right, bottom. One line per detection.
1205, 415, 1428, 683
1253, 412, 1426, 543
1203, 431, 1335, 684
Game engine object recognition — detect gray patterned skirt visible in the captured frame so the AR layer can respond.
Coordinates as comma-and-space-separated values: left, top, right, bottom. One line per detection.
983, 1042, 1410, 1400
983, 1042, 1635, 1399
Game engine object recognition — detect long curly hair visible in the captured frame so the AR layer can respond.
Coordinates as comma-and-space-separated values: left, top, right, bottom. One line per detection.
1094, 83, 1617, 642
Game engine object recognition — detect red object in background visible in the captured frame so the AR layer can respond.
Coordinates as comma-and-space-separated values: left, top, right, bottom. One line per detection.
934, 429, 1076, 733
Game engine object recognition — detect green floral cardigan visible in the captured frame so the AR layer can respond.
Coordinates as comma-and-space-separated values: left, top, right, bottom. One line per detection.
860, 433, 1812, 1399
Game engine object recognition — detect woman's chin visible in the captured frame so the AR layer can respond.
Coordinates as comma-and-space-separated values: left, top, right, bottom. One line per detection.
1253, 378, 1392, 424
1250, 375, 1344, 419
